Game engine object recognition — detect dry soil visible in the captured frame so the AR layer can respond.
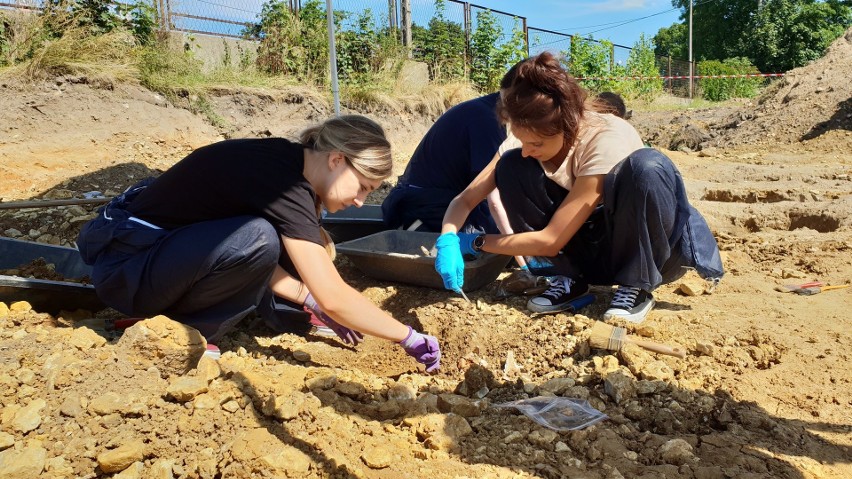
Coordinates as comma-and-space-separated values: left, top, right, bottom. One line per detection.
0, 29, 850, 479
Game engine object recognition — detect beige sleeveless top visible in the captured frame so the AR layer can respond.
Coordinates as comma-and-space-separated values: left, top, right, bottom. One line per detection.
498, 111, 644, 190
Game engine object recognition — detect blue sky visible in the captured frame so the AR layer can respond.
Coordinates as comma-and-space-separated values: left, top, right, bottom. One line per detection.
468, 0, 684, 49
165, 0, 685, 53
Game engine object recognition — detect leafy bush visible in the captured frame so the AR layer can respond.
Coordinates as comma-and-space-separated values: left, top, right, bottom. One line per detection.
563, 36, 618, 92
0, 12, 9, 67
39, 1, 155, 46
470, 10, 526, 92
412, 0, 466, 81
697, 57, 762, 101
116, 2, 157, 46
336, 9, 405, 86
247, 0, 329, 82
620, 33, 663, 101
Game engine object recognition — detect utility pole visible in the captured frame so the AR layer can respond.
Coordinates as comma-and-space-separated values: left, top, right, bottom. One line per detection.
688, 0, 694, 99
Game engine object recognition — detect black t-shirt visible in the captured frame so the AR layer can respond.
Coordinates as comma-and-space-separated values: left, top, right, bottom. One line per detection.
399, 92, 506, 191
127, 138, 324, 249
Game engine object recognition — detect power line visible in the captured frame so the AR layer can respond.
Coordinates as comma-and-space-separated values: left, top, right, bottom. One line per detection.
556, 0, 720, 37
555, 8, 680, 34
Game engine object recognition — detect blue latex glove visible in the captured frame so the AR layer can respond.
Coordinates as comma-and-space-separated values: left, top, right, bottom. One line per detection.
303, 292, 364, 345
434, 232, 464, 291
399, 326, 441, 372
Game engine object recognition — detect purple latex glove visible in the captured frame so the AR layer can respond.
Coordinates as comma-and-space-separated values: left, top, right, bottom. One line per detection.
303, 292, 364, 346
399, 326, 441, 372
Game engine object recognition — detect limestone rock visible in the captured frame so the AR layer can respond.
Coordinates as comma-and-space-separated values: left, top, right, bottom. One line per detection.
166, 376, 209, 403
604, 369, 637, 404
678, 279, 706, 296
387, 382, 416, 402
0, 445, 47, 479
231, 428, 311, 476
437, 394, 484, 417
9, 301, 31, 312
44, 456, 74, 477
658, 438, 695, 465
539, 377, 576, 395
115, 315, 206, 377
0, 433, 13, 451
641, 360, 675, 382
194, 356, 221, 382
113, 462, 144, 479
89, 392, 126, 415
60, 394, 84, 417
406, 413, 472, 452
12, 398, 46, 433
97, 441, 146, 473
361, 446, 393, 469
69, 326, 107, 350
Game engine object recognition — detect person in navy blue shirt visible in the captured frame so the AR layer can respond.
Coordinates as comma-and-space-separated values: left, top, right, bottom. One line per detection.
382, 92, 508, 234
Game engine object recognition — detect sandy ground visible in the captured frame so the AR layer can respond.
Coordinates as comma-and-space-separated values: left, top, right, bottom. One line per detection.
0, 29, 850, 479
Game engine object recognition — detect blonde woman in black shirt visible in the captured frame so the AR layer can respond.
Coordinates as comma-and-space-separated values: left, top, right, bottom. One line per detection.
78, 115, 440, 371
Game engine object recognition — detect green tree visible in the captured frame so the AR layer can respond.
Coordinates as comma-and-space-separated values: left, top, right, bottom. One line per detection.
652, 22, 687, 60
469, 9, 501, 90
470, 10, 526, 91
749, 0, 852, 71
623, 33, 663, 100
669, 0, 758, 61
563, 35, 615, 92
412, 0, 466, 80
666, 0, 852, 71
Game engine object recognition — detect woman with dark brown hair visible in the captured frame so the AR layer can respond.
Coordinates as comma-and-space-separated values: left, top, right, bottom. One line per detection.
434, 53, 723, 324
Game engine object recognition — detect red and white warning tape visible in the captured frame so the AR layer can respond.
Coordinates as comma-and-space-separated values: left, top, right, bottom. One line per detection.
575, 73, 785, 81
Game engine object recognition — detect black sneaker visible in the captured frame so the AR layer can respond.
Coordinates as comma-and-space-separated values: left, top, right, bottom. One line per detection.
526, 276, 590, 313
603, 286, 655, 324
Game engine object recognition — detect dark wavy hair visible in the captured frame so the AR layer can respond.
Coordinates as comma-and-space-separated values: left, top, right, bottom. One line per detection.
496, 52, 587, 146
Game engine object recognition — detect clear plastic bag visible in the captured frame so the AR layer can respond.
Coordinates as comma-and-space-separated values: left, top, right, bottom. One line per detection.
495, 396, 608, 431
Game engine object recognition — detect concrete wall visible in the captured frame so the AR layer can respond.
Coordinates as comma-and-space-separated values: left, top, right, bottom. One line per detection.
167, 31, 258, 73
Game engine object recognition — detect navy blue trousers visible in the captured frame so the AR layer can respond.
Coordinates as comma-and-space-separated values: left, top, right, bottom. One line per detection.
495, 148, 723, 291
77, 182, 310, 342
382, 184, 499, 234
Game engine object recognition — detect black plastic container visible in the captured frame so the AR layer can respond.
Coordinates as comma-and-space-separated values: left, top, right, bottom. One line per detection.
0, 237, 104, 314
323, 204, 389, 243
336, 230, 510, 291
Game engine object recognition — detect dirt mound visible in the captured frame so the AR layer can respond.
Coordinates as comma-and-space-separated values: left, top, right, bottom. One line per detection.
713, 26, 852, 147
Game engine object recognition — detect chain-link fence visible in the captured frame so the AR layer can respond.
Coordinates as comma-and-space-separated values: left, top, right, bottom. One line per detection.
2, 0, 701, 96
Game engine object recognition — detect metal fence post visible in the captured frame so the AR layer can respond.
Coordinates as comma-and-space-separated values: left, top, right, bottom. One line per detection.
325, 0, 341, 116
463, 2, 471, 78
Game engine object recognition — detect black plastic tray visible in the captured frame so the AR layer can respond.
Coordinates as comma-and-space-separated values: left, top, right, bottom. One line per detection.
0, 237, 104, 314
323, 204, 389, 243
336, 230, 510, 291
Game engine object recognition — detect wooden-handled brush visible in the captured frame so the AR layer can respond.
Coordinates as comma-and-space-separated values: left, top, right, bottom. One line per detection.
589, 321, 686, 359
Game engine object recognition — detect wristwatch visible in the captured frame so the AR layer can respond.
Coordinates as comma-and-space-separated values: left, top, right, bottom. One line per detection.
473, 234, 486, 252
